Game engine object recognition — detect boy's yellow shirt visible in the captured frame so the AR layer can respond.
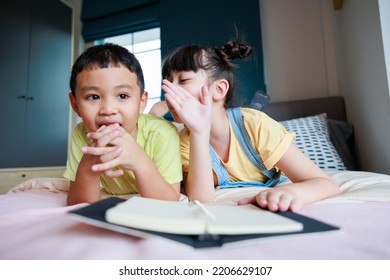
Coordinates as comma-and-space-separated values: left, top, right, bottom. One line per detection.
64, 114, 183, 195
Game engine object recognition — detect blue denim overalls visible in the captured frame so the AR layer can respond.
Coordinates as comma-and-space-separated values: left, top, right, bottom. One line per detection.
209, 107, 284, 189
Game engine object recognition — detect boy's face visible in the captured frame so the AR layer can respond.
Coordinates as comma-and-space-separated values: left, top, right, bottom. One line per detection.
69, 65, 147, 136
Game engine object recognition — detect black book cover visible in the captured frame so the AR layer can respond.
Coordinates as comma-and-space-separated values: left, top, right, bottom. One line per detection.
69, 197, 339, 249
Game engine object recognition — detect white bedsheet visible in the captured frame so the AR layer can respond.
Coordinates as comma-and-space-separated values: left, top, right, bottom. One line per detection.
0, 170, 389, 260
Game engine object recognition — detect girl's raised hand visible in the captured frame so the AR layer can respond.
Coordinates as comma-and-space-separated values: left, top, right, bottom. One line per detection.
162, 79, 212, 134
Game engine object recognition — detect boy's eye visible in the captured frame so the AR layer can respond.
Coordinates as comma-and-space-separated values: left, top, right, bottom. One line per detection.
180, 79, 190, 84
87, 94, 99, 100
118, 93, 129, 100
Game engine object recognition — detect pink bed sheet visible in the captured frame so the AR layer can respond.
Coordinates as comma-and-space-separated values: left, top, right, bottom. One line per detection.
0, 182, 389, 260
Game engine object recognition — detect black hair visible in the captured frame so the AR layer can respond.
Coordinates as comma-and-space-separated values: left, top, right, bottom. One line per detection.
161, 39, 253, 107
69, 43, 145, 96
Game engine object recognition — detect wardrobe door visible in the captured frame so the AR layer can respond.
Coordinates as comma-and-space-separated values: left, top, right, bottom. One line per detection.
24, 0, 72, 167
0, 1, 31, 168
0, 0, 72, 168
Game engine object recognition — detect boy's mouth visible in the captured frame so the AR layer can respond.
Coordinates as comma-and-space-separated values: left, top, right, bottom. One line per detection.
97, 121, 121, 127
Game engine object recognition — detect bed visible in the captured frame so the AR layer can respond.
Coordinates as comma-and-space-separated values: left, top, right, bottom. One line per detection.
1, 96, 389, 260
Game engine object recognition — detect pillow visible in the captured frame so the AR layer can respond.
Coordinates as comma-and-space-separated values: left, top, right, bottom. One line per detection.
280, 113, 347, 170
327, 119, 358, 170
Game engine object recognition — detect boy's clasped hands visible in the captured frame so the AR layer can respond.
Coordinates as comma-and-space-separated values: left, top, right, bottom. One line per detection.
81, 123, 141, 178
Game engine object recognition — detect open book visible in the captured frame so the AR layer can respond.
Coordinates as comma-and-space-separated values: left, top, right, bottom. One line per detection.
105, 196, 303, 235
69, 197, 340, 248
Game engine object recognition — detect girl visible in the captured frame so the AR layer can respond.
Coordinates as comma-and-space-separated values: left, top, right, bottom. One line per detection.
161, 39, 340, 212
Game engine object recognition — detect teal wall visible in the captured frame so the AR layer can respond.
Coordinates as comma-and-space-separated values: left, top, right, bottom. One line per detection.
160, 0, 265, 105
81, 0, 265, 105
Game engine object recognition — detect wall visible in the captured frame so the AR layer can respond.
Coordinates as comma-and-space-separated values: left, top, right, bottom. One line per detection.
260, 0, 390, 174
334, 0, 390, 174
260, 0, 339, 101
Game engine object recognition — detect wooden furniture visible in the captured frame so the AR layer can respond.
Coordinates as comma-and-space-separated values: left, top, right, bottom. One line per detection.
0, 0, 72, 168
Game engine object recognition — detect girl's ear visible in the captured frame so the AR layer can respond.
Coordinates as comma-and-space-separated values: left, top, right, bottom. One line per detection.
69, 92, 81, 117
212, 79, 229, 102
139, 91, 148, 113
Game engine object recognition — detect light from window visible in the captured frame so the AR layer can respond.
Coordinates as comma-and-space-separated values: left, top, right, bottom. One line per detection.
97, 28, 161, 113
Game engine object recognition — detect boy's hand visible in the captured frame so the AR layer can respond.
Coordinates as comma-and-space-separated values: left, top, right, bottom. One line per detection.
82, 124, 145, 177
162, 79, 212, 135
237, 188, 302, 212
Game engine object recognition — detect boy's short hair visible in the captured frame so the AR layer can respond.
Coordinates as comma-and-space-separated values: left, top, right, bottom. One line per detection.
69, 43, 145, 96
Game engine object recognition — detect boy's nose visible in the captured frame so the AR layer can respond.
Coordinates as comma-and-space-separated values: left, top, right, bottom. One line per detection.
99, 100, 117, 115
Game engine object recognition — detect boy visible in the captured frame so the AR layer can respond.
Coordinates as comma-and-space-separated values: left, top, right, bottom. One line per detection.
64, 43, 182, 205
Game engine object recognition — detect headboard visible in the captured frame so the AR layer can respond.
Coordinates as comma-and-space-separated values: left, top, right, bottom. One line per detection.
261, 95, 358, 170
262, 96, 346, 122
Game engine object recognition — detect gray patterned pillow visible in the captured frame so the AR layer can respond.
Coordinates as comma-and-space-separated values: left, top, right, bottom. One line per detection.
280, 113, 346, 170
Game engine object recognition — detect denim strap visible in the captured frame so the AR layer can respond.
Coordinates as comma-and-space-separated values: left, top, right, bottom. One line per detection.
210, 108, 281, 189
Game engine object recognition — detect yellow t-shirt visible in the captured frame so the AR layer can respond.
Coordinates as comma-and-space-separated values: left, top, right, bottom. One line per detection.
179, 108, 295, 186
63, 114, 183, 195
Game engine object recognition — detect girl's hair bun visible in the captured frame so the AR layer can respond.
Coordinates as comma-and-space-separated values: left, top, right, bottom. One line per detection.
221, 40, 253, 60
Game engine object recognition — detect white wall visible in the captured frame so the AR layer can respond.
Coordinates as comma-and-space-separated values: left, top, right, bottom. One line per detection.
260, 0, 390, 174
379, 0, 390, 94
334, 0, 390, 174
260, 0, 339, 102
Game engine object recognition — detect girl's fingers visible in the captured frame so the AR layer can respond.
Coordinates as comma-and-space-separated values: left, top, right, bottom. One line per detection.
162, 79, 191, 98
236, 196, 256, 205
163, 92, 181, 113
200, 85, 212, 106
289, 199, 302, 212
259, 190, 281, 212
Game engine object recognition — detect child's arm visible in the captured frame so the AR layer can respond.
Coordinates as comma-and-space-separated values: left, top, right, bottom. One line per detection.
83, 125, 181, 201
162, 80, 215, 202
67, 154, 102, 205
66, 124, 122, 205
238, 144, 340, 212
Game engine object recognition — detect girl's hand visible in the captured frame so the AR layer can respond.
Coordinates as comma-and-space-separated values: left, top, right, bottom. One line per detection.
162, 79, 212, 134
237, 188, 302, 212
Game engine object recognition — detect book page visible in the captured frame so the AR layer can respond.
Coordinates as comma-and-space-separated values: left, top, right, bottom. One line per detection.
205, 204, 303, 235
105, 197, 207, 235
105, 197, 303, 236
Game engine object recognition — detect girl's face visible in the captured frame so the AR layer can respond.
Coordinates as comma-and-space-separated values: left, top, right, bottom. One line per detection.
167, 70, 207, 97
69, 65, 147, 137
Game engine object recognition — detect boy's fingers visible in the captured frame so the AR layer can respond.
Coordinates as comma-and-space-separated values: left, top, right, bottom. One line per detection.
91, 160, 119, 172
99, 147, 122, 163
81, 146, 117, 156
104, 169, 124, 178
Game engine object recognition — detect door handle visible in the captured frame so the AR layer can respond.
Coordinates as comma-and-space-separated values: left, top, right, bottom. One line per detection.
18, 95, 33, 100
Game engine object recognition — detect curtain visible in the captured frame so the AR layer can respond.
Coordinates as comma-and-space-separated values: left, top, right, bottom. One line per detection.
81, 0, 159, 42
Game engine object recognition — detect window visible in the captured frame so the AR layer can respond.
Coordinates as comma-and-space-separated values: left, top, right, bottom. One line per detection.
97, 27, 161, 113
